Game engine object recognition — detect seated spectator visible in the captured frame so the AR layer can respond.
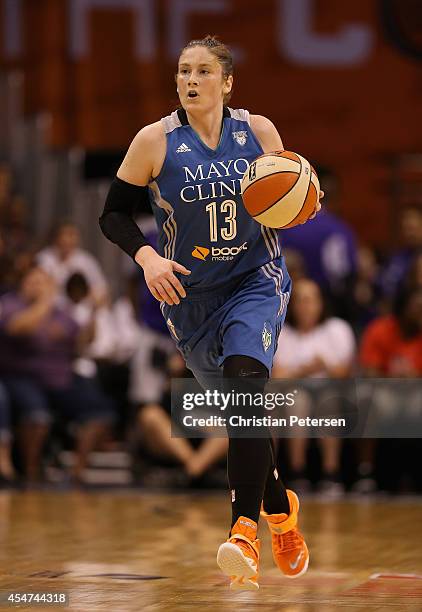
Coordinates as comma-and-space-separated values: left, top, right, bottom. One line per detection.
281, 167, 357, 319
404, 251, 422, 292
351, 245, 383, 337
0, 381, 15, 483
137, 351, 228, 486
64, 272, 130, 442
273, 278, 356, 496
282, 248, 307, 283
37, 220, 108, 304
0, 221, 36, 296
360, 286, 422, 377
112, 278, 145, 364
2, 194, 31, 255
356, 286, 422, 492
63, 272, 116, 377
0, 266, 115, 483
106, 279, 147, 437
379, 206, 422, 301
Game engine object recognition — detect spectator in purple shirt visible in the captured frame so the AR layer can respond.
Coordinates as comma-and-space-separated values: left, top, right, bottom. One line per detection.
281, 167, 357, 319
379, 206, 422, 300
0, 266, 114, 483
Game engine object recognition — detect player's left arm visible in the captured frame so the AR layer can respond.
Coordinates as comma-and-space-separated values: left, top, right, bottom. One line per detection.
250, 114, 323, 217
250, 114, 284, 153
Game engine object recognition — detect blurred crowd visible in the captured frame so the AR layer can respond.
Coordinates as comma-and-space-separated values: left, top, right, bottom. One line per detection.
0, 163, 421, 495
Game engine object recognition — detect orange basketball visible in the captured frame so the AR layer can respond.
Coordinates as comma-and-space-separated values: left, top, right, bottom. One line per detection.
240, 151, 320, 229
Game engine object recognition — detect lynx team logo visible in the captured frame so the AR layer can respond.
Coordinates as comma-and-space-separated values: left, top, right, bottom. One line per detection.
262, 322, 272, 352
232, 130, 248, 146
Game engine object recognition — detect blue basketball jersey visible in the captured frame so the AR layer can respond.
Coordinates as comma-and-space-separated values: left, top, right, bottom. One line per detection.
149, 107, 286, 299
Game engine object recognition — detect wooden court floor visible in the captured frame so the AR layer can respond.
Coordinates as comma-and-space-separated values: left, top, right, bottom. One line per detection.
0, 490, 421, 611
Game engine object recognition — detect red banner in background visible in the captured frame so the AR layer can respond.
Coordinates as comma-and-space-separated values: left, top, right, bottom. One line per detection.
0, 0, 421, 244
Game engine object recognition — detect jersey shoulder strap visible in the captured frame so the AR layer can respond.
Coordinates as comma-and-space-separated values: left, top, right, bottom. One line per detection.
161, 110, 182, 134
160, 106, 251, 134
227, 107, 251, 124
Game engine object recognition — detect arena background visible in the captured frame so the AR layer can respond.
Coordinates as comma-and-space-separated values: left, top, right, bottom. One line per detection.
0, 1, 421, 610
1, 0, 421, 247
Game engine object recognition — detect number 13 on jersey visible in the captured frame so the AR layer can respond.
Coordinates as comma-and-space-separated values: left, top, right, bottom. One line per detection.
205, 199, 237, 242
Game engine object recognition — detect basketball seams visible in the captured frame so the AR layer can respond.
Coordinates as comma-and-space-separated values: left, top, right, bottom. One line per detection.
250, 155, 303, 217
310, 172, 320, 191
242, 169, 301, 195
282, 168, 313, 228
241, 157, 301, 192
259, 150, 301, 163
243, 166, 315, 197
253, 155, 311, 227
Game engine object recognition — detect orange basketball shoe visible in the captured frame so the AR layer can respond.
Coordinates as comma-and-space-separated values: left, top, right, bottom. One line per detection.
261, 489, 309, 578
217, 516, 260, 590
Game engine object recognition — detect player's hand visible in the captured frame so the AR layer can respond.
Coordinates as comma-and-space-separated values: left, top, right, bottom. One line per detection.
308, 190, 324, 221
135, 245, 191, 305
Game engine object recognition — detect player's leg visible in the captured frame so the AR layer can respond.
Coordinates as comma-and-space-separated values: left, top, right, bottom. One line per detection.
262, 437, 291, 513
223, 355, 289, 527
217, 266, 309, 581
216, 355, 269, 589
259, 381, 310, 579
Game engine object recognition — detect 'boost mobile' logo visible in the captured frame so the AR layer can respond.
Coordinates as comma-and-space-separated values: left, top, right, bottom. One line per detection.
212, 242, 248, 261
192, 243, 248, 262
192, 246, 210, 260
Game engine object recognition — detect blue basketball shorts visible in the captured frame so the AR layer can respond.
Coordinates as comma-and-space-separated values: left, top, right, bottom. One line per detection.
161, 257, 291, 389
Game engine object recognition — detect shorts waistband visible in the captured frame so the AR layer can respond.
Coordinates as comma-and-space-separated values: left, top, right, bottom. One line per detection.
182, 271, 252, 301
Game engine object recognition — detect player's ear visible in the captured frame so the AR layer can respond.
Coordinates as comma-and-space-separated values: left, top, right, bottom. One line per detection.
223, 75, 233, 95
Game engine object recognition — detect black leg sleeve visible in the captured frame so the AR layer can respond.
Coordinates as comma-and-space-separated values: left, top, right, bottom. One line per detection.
223, 355, 289, 528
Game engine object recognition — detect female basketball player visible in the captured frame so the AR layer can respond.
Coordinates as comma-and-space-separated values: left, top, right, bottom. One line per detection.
100, 36, 322, 590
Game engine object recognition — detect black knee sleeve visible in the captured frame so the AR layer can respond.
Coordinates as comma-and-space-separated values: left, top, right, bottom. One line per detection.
223, 355, 268, 380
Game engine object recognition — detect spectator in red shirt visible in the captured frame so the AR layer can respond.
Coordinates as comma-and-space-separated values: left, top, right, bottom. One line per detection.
360, 286, 422, 376
355, 287, 422, 493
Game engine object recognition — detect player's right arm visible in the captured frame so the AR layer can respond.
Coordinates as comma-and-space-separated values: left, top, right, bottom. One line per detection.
99, 122, 190, 306
250, 114, 323, 220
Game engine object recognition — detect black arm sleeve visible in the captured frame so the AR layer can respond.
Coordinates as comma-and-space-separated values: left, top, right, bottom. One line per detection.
99, 177, 151, 259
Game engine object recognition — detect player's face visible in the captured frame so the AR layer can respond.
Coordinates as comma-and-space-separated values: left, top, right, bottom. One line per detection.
177, 47, 233, 112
